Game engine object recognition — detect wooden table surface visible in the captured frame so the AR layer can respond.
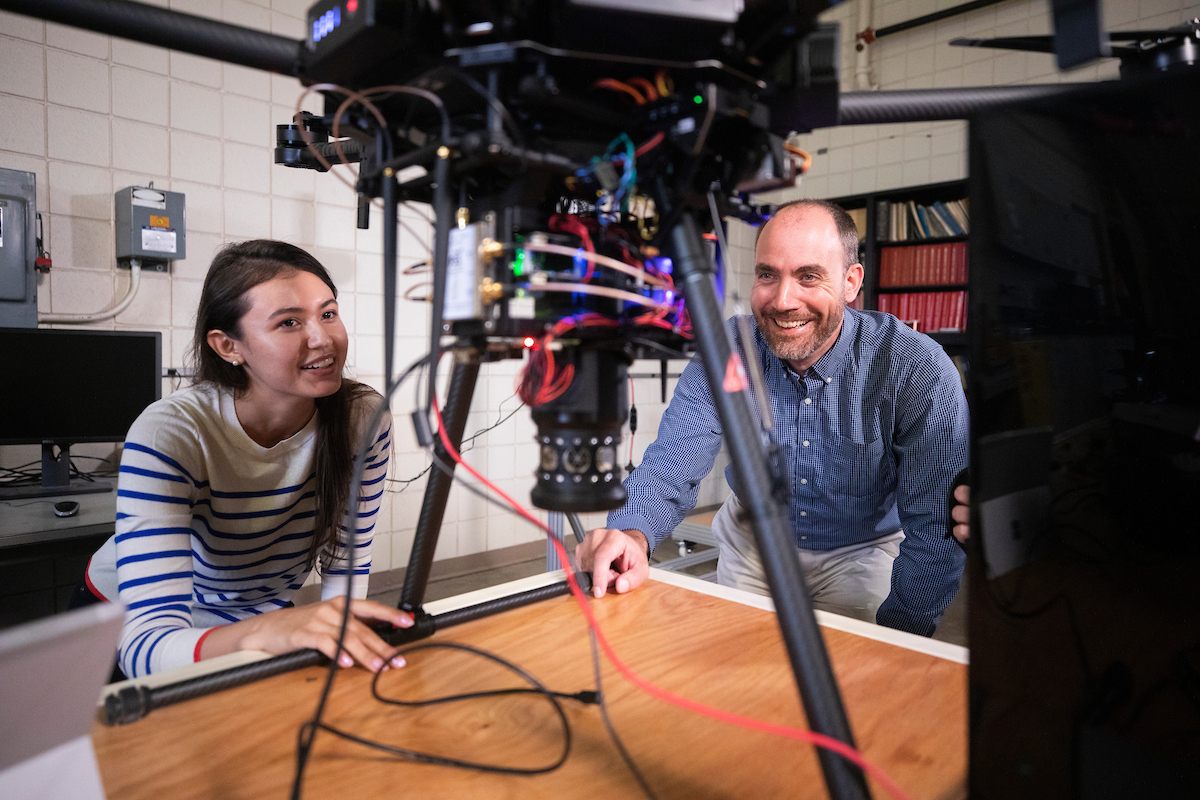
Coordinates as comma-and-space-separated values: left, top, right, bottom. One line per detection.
92, 572, 967, 799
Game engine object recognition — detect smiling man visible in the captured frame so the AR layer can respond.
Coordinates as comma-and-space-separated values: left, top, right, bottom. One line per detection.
575, 199, 969, 637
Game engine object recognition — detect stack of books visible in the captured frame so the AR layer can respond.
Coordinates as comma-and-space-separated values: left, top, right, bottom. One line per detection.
876, 198, 969, 241
878, 241, 968, 287
876, 291, 966, 333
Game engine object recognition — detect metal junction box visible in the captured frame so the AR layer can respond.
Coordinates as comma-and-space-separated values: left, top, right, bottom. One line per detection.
0, 167, 37, 328
115, 186, 186, 269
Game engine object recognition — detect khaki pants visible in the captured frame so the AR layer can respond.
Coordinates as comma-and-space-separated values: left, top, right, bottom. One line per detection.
711, 493, 904, 624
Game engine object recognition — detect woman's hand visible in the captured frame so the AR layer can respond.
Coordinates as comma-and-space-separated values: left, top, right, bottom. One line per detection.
201, 597, 414, 672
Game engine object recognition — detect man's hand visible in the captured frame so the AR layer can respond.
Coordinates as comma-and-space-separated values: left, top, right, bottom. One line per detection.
575, 528, 650, 598
201, 596, 414, 672
951, 484, 971, 544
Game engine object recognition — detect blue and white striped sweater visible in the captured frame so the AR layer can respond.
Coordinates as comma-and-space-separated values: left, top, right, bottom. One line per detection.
87, 383, 391, 677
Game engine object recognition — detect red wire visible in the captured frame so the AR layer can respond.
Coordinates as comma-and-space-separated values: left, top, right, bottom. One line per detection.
430, 399, 917, 800
627, 76, 659, 102
592, 78, 645, 104
634, 131, 664, 158
549, 214, 597, 283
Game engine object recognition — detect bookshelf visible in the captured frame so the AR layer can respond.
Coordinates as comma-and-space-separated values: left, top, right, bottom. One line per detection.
833, 180, 968, 349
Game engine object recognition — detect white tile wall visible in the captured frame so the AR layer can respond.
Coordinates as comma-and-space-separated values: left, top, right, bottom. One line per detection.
14, 0, 1187, 573
46, 49, 109, 114
0, 36, 45, 100
113, 67, 170, 126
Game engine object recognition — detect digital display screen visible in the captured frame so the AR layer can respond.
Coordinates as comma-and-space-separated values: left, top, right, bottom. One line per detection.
0, 327, 161, 445
312, 2, 358, 43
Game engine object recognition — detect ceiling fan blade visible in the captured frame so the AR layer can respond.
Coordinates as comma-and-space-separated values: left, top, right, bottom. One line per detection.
949, 36, 1057, 53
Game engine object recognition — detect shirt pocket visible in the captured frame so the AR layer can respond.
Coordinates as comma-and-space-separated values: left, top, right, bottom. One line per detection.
822, 435, 895, 500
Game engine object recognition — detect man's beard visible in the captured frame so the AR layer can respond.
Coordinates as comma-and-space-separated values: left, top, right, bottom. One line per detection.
753, 302, 845, 368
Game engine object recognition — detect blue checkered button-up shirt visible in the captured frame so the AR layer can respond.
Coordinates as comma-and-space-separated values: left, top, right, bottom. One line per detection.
608, 309, 969, 636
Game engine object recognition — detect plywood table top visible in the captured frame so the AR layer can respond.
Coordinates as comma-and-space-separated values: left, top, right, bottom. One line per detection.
92, 571, 967, 799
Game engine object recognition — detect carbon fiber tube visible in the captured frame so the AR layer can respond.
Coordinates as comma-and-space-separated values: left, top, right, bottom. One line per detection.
398, 358, 481, 613
431, 575, 591, 630
837, 83, 1109, 125
102, 577, 591, 725
670, 214, 870, 800
103, 648, 326, 725
0, 0, 303, 76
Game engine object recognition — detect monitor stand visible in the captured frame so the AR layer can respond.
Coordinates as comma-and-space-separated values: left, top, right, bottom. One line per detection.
0, 443, 112, 500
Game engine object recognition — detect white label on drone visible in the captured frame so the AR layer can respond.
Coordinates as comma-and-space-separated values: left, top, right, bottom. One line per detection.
508, 296, 535, 319
443, 226, 480, 321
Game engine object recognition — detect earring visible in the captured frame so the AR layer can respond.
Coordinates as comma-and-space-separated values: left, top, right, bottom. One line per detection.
230, 360, 240, 366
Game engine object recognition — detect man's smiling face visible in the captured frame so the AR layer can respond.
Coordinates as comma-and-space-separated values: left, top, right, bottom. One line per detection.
751, 204, 863, 373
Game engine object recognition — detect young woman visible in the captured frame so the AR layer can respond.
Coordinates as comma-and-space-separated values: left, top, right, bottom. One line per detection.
81, 240, 412, 679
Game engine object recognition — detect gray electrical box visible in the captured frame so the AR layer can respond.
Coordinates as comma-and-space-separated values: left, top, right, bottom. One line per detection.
0, 167, 37, 328
115, 185, 186, 269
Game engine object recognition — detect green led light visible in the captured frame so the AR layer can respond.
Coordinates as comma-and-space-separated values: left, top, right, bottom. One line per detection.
513, 247, 526, 276
693, 94, 703, 104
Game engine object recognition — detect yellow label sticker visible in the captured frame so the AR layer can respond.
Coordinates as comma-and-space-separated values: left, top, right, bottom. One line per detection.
149, 215, 169, 228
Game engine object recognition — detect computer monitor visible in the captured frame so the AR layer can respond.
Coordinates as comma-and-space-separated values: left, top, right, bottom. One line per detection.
968, 71, 1200, 799
0, 327, 161, 499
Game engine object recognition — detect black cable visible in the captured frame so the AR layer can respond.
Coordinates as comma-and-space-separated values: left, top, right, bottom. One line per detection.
291, 351, 430, 800
587, 625, 661, 800
386, 396, 524, 492
311, 641, 577, 775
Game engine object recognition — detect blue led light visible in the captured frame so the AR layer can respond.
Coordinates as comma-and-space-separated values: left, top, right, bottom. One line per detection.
312, 6, 342, 43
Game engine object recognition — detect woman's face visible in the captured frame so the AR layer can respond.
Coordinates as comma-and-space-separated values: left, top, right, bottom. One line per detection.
226, 270, 348, 405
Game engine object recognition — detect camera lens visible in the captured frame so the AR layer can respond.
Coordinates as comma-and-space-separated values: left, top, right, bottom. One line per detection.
529, 347, 630, 512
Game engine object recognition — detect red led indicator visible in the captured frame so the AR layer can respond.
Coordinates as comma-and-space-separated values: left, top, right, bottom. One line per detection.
523, 337, 536, 348
347, 0, 358, 12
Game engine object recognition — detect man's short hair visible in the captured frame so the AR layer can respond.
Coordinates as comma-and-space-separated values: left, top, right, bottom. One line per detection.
755, 199, 860, 270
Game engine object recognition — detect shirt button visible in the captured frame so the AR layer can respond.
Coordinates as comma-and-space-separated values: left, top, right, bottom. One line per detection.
804, 398, 812, 405
801, 511, 807, 517
800, 536, 807, 540
802, 440, 810, 447
800, 478, 808, 484
825, 377, 832, 383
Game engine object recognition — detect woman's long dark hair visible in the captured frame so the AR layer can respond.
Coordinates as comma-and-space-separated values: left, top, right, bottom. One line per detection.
192, 239, 373, 569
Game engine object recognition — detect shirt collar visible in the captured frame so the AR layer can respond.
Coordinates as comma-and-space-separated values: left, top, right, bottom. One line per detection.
808, 309, 857, 384
750, 309, 858, 385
